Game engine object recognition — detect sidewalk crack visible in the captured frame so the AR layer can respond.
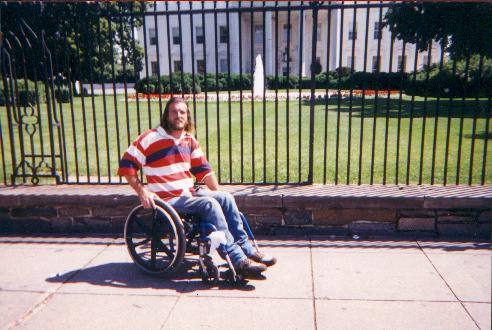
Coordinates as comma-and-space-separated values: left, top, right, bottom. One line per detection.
416, 240, 481, 330
160, 296, 181, 330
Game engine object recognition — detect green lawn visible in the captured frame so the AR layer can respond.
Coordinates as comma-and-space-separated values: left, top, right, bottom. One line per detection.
1, 93, 490, 185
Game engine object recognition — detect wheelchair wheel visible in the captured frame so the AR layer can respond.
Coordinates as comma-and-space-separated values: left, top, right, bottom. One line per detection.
124, 200, 186, 276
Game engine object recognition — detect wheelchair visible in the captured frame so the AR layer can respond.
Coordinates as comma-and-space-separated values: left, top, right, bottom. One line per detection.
124, 198, 260, 284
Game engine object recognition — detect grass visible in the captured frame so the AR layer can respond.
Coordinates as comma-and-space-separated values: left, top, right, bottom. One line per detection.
1, 92, 490, 185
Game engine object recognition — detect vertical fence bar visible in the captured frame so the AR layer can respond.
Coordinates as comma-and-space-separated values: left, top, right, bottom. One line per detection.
286, 1, 292, 182
238, 1, 244, 182
250, 1, 255, 182
188, 2, 198, 140
130, 3, 142, 136
418, 41, 432, 185
226, 1, 232, 182
456, 53, 471, 185
119, 3, 131, 159
141, 1, 152, 130
154, 2, 164, 119
86, 9, 101, 182
298, 3, 304, 183
370, 4, 383, 185
308, 2, 319, 184
382, 33, 395, 185
468, 55, 484, 185
395, 42, 406, 185
165, 2, 174, 96
108, 4, 122, 183
430, 41, 446, 185
201, 1, 210, 160
346, 5, 357, 184
274, 2, 279, 183
406, 44, 419, 185
74, 8, 90, 181
481, 96, 491, 185
262, 1, 267, 183
177, 2, 185, 98
335, 5, 344, 184
96, 5, 111, 182
443, 59, 457, 186
358, 2, 370, 185
213, 2, 221, 182
9, 48, 27, 183
1, 49, 17, 185
19, 40, 33, 183
62, 19, 80, 183
41, 31, 58, 181
323, 2, 332, 184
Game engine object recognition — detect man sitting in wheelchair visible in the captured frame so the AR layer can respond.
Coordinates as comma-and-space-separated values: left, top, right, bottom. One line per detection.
118, 97, 276, 278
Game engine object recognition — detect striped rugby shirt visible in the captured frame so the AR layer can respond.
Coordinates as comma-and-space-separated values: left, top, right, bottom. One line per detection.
117, 126, 213, 199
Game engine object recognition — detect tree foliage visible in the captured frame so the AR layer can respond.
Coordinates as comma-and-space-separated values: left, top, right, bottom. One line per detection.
384, 2, 492, 59
1, 2, 145, 82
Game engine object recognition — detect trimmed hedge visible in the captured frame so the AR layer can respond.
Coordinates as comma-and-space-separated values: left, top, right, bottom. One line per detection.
135, 56, 491, 97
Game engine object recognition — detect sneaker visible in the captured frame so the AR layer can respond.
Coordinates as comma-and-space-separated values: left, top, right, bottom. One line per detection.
249, 251, 277, 267
236, 258, 267, 277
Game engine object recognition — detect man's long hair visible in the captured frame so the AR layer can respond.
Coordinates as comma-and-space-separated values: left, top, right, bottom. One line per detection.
160, 97, 194, 133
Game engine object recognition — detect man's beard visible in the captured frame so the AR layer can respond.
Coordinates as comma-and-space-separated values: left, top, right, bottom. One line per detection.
169, 120, 186, 131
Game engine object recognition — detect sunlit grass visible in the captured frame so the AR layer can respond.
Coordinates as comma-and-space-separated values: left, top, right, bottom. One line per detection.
1, 93, 490, 185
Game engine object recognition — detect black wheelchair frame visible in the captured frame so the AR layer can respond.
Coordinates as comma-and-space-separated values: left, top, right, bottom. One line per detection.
124, 198, 259, 283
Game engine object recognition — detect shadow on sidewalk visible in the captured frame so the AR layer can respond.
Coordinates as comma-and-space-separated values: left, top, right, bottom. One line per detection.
45, 259, 258, 293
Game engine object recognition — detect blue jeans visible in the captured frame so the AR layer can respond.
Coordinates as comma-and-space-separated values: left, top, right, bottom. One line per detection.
167, 189, 255, 266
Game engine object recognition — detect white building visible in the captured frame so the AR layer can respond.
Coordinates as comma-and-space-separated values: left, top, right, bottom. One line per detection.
138, 1, 442, 78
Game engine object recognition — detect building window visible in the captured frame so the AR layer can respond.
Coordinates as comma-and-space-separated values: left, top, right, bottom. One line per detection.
220, 59, 228, 73
149, 28, 157, 46
197, 59, 205, 74
196, 26, 204, 44
374, 22, 382, 40
397, 55, 407, 72
282, 66, 289, 76
255, 25, 263, 44
172, 27, 181, 45
151, 61, 158, 76
348, 22, 357, 41
347, 56, 356, 69
174, 60, 182, 72
372, 56, 380, 73
283, 24, 291, 43
219, 26, 228, 44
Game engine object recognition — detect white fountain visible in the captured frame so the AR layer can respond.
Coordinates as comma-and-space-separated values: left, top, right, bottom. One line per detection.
253, 54, 264, 100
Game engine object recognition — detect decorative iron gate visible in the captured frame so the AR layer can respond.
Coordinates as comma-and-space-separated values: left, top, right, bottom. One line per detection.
1, 18, 64, 185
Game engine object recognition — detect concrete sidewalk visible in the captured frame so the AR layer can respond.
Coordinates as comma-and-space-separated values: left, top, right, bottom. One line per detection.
0, 235, 490, 330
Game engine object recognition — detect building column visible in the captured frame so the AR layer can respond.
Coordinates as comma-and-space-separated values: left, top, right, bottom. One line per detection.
230, 12, 240, 74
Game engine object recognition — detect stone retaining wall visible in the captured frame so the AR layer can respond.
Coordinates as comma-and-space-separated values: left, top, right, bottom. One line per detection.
0, 184, 490, 238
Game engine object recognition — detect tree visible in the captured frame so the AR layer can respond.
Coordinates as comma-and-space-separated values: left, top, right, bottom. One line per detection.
384, 2, 492, 59
1, 2, 145, 83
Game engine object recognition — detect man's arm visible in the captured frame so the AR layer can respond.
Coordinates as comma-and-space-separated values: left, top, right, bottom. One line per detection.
124, 175, 156, 209
203, 173, 220, 191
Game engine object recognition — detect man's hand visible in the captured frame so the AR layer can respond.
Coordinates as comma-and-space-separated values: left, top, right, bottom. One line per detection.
124, 175, 157, 209
138, 187, 157, 209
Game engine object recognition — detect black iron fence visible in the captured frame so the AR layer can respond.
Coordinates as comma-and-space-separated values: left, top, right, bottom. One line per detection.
1, 1, 490, 186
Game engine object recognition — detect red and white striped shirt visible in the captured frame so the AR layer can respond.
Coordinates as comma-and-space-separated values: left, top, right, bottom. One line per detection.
117, 126, 213, 199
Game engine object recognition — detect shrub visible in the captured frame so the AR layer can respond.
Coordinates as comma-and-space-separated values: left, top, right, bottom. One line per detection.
54, 87, 72, 103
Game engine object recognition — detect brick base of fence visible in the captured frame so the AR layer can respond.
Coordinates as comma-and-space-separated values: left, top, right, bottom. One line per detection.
0, 184, 490, 238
